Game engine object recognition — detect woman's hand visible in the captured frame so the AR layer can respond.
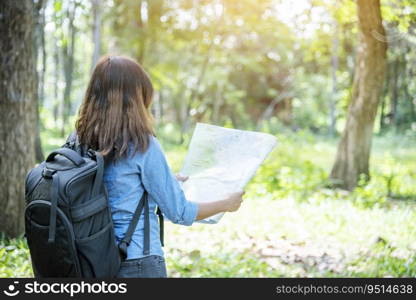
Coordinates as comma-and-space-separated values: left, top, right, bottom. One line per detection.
178, 173, 245, 220
175, 173, 189, 182
194, 190, 245, 221
223, 191, 245, 212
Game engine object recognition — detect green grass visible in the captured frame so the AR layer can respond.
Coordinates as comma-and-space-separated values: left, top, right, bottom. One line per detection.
0, 235, 33, 278
1, 130, 415, 277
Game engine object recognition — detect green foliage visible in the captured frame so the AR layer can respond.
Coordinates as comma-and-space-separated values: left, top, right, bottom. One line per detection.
0, 235, 33, 278
38, 0, 416, 138
39, 0, 416, 140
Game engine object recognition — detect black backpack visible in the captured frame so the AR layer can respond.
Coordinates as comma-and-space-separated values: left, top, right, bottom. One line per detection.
24, 133, 163, 278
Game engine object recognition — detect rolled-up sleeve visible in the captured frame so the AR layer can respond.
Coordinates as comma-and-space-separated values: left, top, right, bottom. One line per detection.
139, 136, 198, 226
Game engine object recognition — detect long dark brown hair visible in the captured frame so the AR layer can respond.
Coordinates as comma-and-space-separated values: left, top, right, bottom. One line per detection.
75, 55, 155, 160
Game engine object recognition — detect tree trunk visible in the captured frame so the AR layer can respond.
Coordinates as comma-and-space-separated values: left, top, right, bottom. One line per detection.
330, 0, 387, 190
53, 34, 60, 124
212, 84, 224, 124
397, 53, 407, 127
137, 0, 146, 64
389, 57, 399, 127
180, 42, 214, 143
179, 63, 208, 143
159, 89, 164, 122
34, 0, 46, 162
329, 19, 339, 137
0, 0, 39, 237
256, 91, 292, 130
379, 60, 391, 132
403, 52, 415, 123
61, 2, 78, 137
37, 0, 47, 105
91, 0, 102, 69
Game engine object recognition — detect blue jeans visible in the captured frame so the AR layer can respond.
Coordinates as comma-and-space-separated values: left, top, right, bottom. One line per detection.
117, 255, 167, 278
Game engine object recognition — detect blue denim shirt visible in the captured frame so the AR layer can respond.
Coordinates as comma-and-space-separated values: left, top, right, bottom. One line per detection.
103, 136, 198, 259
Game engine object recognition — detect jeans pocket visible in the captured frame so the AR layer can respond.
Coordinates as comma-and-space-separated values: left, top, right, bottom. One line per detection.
117, 256, 167, 278
118, 260, 141, 278
156, 256, 168, 278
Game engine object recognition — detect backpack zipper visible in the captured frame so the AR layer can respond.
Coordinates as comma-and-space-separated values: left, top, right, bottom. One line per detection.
64, 166, 98, 201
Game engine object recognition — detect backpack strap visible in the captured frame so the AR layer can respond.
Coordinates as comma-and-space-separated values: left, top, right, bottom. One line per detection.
47, 173, 59, 243
143, 193, 150, 256
65, 131, 78, 146
118, 191, 150, 260
91, 152, 104, 198
63, 131, 88, 157
156, 207, 164, 247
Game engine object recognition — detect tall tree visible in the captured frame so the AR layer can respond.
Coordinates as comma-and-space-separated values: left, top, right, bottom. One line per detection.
34, 0, 46, 162
61, 1, 78, 137
0, 0, 39, 237
329, 17, 339, 137
112, 0, 147, 64
330, 0, 387, 190
91, 0, 102, 69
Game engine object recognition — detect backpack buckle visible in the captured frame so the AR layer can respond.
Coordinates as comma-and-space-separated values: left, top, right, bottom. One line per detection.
42, 168, 56, 179
87, 149, 96, 158
118, 241, 129, 260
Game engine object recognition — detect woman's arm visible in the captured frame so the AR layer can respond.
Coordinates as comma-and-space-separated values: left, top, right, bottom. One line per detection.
140, 136, 244, 226
194, 191, 244, 220
175, 174, 244, 221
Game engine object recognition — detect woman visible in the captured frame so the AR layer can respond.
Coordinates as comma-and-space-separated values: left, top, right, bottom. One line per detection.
75, 55, 244, 278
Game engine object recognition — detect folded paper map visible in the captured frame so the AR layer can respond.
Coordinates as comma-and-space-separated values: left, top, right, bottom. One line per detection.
180, 123, 277, 223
